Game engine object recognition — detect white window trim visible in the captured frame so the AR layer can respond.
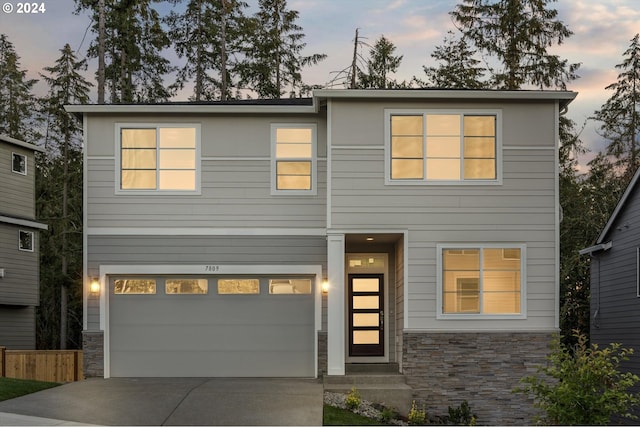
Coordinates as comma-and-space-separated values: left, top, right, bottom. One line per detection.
11, 152, 27, 175
436, 243, 526, 320
384, 109, 503, 186
18, 230, 34, 252
114, 123, 202, 195
270, 123, 318, 196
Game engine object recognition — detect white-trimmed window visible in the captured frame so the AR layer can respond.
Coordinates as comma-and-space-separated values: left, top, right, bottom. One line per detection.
12, 152, 27, 175
385, 110, 500, 184
271, 124, 317, 195
437, 244, 525, 318
116, 124, 200, 193
18, 230, 34, 252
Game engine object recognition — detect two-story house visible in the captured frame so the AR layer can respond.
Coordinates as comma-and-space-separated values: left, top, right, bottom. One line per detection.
67, 89, 576, 424
0, 134, 47, 349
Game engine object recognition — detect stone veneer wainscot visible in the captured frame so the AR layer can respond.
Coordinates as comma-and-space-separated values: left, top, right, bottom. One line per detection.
402, 331, 550, 425
82, 331, 104, 378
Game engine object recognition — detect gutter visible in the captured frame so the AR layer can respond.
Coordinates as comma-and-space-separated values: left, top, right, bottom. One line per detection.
579, 241, 613, 256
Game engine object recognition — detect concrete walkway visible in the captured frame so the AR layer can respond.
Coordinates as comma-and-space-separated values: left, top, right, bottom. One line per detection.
0, 378, 323, 426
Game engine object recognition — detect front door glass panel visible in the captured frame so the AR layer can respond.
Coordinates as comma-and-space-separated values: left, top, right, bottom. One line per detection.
348, 274, 384, 357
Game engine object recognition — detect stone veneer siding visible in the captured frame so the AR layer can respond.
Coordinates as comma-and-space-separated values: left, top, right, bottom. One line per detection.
82, 331, 104, 377
403, 331, 551, 425
317, 331, 327, 377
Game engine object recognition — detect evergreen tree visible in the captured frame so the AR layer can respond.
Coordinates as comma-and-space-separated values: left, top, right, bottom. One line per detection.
417, 31, 487, 89
358, 35, 405, 89
240, 0, 326, 98
592, 34, 640, 180
0, 34, 39, 141
166, 0, 249, 101
75, 0, 175, 103
38, 44, 91, 349
451, 0, 579, 90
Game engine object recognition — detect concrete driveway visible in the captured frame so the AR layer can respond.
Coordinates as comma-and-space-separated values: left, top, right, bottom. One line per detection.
0, 378, 323, 426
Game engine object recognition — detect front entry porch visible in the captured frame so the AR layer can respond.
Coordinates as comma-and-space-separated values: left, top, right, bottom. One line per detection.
326, 232, 405, 376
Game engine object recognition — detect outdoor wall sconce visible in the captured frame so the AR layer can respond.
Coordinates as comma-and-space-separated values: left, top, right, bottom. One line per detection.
322, 279, 329, 294
90, 277, 100, 295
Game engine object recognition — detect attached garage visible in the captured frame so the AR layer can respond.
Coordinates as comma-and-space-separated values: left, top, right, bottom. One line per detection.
107, 274, 318, 377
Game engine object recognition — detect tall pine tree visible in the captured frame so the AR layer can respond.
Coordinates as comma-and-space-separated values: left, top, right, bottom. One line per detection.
75, 0, 175, 103
592, 33, 640, 181
417, 30, 487, 89
240, 0, 326, 98
358, 35, 405, 89
38, 43, 92, 349
451, 0, 579, 90
0, 34, 39, 141
166, 0, 249, 101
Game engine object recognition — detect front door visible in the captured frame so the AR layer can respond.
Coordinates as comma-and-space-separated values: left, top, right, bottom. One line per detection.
348, 274, 384, 357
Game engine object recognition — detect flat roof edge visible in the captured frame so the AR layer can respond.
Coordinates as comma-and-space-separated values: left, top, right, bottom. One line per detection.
64, 103, 319, 115
314, 89, 578, 102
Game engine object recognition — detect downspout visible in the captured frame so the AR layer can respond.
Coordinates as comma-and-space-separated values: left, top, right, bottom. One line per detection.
593, 256, 600, 329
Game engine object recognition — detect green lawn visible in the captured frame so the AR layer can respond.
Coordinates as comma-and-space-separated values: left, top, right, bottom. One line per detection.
0, 377, 60, 402
323, 404, 388, 425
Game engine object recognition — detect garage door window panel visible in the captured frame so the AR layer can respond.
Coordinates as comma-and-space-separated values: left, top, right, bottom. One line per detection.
269, 279, 312, 294
218, 279, 260, 294
114, 279, 157, 294
166, 279, 208, 294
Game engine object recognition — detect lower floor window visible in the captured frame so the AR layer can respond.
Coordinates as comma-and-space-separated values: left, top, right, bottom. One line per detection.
441, 245, 523, 315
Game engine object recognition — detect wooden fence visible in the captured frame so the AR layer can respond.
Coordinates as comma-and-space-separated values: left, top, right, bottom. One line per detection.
0, 347, 83, 382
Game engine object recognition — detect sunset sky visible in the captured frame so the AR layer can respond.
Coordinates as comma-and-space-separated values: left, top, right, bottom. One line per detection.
1, 0, 638, 169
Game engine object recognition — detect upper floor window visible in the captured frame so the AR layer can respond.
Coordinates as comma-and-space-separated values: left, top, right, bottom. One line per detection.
12, 152, 27, 175
18, 230, 34, 252
437, 244, 525, 319
385, 111, 500, 184
271, 124, 317, 195
117, 124, 200, 193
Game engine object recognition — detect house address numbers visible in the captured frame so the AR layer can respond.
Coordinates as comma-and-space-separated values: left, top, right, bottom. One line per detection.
205, 265, 221, 272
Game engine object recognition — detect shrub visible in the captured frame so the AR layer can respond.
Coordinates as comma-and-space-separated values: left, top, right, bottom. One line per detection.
379, 406, 399, 424
345, 386, 361, 411
447, 400, 476, 425
515, 331, 640, 425
408, 400, 427, 425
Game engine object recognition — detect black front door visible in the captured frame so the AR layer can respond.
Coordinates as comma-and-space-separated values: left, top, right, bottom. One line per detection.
348, 274, 384, 357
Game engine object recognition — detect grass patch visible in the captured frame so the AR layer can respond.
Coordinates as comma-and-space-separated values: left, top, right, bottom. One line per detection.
0, 377, 60, 402
323, 404, 384, 425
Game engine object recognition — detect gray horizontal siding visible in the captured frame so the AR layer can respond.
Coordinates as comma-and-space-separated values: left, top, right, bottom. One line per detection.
328, 145, 557, 330
86, 235, 327, 330
591, 185, 640, 373
0, 224, 39, 306
0, 305, 35, 349
87, 159, 326, 229
0, 143, 36, 219
86, 114, 327, 158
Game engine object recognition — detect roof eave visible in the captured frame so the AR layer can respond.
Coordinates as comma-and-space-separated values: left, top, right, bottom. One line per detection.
0, 134, 46, 153
64, 102, 320, 115
594, 167, 640, 244
313, 89, 577, 107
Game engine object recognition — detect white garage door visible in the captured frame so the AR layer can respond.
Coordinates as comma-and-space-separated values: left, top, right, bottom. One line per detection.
108, 275, 315, 377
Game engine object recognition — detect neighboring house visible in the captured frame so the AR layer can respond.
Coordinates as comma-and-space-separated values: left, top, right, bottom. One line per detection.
67, 89, 576, 424
0, 134, 47, 349
581, 167, 640, 413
